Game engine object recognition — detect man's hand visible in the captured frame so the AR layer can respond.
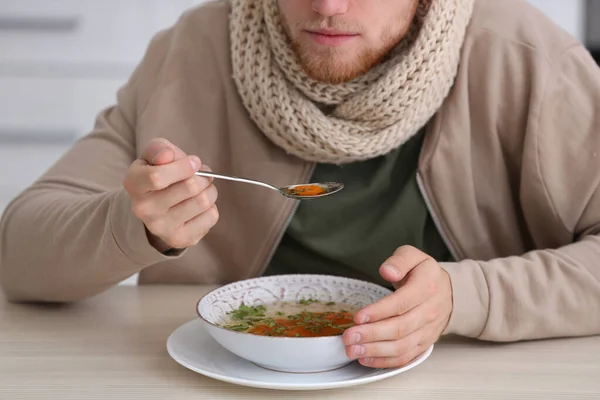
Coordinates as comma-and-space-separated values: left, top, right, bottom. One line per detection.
342, 246, 453, 368
123, 138, 219, 252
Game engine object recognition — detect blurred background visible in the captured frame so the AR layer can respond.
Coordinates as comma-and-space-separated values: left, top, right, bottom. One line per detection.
0, 0, 210, 216
0, 0, 597, 286
0, 0, 597, 215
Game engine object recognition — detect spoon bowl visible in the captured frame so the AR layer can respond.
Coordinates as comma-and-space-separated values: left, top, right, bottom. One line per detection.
279, 182, 344, 199
194, 171, 343, 199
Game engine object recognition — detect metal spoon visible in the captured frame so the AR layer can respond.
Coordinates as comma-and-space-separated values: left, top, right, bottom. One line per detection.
194, 171, 343, 199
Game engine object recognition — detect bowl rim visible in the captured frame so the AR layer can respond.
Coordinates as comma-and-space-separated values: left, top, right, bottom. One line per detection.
195, 274, 393, 341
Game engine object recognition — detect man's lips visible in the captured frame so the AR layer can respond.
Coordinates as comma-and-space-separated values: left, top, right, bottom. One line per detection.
305, 29, 359, 46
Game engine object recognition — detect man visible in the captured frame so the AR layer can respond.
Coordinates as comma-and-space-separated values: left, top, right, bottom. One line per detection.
1, 0, 600, 369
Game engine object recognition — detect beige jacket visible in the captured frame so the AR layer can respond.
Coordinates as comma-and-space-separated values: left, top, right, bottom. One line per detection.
1, 0, 600, 342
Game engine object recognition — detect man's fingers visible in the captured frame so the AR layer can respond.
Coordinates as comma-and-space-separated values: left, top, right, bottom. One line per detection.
168, 184, 219, 228
134, 156, 199, 193
379, 245, 431, 283
353, 289, 424, 325
343, 304, 429, 346
358, 344, 428, 369
346, 321, 427, 360
125, 139, 219, 251
152, 175, 213, 210
356, 318, 444, 369
150, 148, 176, 166
167, 205, 220, 249
354, 260, 439, 325
141, 138, 188, 165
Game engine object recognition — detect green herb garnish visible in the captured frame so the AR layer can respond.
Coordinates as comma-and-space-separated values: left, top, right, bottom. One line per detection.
298, 298, 319, 305
226, 323, 251, 332
227, 303, 266, 320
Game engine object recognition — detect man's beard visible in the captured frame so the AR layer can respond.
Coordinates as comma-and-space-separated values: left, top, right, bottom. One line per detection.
291, 37, 396, 84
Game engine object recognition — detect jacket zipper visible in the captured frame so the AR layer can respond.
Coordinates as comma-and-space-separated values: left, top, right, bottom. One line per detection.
416, 172, 460, 261
256, 164, 316, 276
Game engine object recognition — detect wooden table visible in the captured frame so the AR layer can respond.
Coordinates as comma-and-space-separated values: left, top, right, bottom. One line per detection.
1, 285, 599, 399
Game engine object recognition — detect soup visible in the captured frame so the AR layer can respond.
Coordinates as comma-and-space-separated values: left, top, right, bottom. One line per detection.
218, 299, 358, 338
282, 184, 326, 197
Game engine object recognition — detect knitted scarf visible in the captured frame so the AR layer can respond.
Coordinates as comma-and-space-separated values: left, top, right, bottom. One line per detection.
230, 0, 475, 164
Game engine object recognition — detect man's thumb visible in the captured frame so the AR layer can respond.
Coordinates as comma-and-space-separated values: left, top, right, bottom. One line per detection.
142, 138, 186, 166
150, 148, 175, 166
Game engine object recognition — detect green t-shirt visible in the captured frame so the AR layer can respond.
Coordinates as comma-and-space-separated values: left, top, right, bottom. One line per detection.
262, 130, 452, 289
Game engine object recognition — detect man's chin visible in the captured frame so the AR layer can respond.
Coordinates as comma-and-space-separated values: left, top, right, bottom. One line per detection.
304, 68, 359, 84
292, 41, 359, 84
293, 42, 385, 84
300, 59, 372, 84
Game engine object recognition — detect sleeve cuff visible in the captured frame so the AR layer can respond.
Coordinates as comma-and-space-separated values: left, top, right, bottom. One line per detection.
440, 260, 490, 338
109, 188, 186, 266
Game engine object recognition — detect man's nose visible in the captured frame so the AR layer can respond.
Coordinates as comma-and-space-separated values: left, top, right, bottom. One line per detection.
311, 0, 350, 17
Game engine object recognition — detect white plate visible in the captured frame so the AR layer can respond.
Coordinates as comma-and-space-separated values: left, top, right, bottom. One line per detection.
166, 318, 434, 391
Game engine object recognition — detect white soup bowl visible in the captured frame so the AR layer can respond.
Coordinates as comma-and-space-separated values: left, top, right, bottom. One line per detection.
196, 274, 393, 373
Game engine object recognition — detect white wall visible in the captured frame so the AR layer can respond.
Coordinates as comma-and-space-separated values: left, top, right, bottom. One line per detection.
527, 0, 585, 41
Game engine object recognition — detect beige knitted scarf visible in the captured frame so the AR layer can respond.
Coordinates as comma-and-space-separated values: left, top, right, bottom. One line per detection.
230, 0, 475, 164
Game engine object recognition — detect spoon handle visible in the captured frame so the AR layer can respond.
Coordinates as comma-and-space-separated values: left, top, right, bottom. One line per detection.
194, 171, 279, 192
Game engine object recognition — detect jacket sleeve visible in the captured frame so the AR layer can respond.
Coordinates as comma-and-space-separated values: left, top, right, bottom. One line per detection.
0, 29, 183, 303
442, 44, 600, 341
